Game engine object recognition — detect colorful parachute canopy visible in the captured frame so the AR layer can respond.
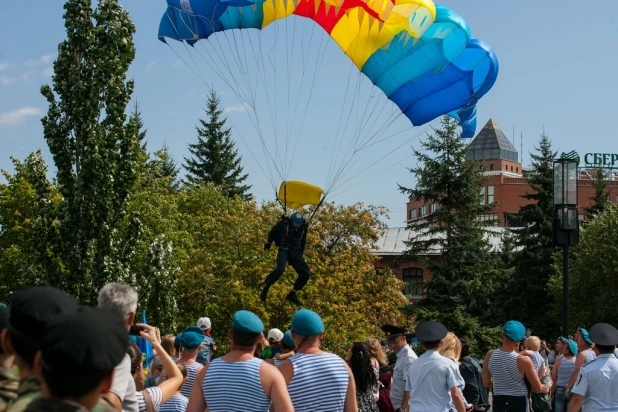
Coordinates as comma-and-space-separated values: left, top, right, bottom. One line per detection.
158, 0, 498, 137
278, 181, 325, 209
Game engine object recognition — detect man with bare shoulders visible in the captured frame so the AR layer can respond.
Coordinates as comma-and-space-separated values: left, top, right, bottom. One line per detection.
483, 320, 550, 411
187, 310, 293, 412
277, 309, 357, 412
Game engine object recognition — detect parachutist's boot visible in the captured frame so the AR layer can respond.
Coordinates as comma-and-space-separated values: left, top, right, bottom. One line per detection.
286, 291, 301, 306
260, 284, 270, 302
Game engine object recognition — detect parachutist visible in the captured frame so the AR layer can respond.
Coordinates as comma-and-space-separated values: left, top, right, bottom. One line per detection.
261, 212, 310, 306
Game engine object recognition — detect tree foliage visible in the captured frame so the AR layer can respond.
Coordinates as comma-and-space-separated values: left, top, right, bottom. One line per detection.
506, 134, 560, 337
183, 90, 252, 201
398, 116, 504, 355
583, 167, 611, 221
557, 204, 618, 327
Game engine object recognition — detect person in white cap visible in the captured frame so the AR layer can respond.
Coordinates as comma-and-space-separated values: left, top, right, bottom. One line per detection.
263, 329, 284, 359
196, 317, 216, 364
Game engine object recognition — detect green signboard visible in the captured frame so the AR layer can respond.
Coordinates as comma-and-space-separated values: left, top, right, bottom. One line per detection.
561, 151, 618, 169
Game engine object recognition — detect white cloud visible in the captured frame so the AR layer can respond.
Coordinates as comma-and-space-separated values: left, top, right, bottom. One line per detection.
42, 66, 54, 77
25, 54, 55, 67
0, 63, 7, 72
224, 104, 247, 113
0, 72, 31, 86
145, 62, 155, 71
0, 107, 44, 125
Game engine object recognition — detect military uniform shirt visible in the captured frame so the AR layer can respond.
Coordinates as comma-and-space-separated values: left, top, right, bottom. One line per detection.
571, 354, 618, 412
390, 344, 418, 409
405, 350, 464, 412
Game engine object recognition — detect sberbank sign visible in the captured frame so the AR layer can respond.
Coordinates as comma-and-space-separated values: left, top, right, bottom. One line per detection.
560, 151, 618, 169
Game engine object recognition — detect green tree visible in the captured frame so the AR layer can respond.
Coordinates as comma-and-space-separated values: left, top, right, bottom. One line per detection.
148, 143, 180, 192
397, 116, 503, 355
583, 167, 611, 221
556, 204, 618, 327
40, 0, 141, 304
175, 185, 407, 353
183, 90, 252, 200
0, 152, 61, 301
508, 133, 559, 336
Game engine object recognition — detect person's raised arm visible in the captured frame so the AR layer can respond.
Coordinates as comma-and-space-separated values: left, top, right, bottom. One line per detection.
482, 350, 493, 389
137, 324, 183, 404
342, 361, 358, 412
517, 355, 548, 394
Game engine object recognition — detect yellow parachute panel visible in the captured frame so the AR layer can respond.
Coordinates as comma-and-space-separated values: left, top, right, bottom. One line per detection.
278, 181, 324, 209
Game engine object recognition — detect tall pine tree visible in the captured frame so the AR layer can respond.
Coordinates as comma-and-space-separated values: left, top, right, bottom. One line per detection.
398, 117, 503, 354
40, 0, 142, 305
183, 90, 252, 201
507, 133, 559, 336
583, 167, 611, 221
148, 143, 180, 193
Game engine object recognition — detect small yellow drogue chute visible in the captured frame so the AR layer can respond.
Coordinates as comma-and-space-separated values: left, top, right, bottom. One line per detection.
277, 181, 325, 210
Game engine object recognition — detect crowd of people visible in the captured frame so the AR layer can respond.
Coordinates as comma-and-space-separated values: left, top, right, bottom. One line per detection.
0, 283, 616, 412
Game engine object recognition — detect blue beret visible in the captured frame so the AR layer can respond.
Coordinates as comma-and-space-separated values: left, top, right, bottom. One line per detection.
181, 326, 204, 349
129, 335, 138, 345
0, 303, 6, 308
232, 310, 264, 334
578, 328, 593, 345
503, 320, 526, 341
174, 334, 182, 346
292, 309, 324, 336
283, 330, 295, 348
567, 340, 578, 356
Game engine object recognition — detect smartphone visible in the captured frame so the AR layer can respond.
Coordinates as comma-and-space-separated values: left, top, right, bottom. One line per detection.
129, 325, 143, 336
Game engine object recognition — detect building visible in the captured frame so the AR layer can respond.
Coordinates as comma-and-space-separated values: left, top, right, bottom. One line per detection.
405, 119, 618, 227
375, 118, 618, 298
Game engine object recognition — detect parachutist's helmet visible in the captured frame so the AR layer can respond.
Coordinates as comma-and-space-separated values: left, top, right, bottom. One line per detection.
291, 212, 304, 224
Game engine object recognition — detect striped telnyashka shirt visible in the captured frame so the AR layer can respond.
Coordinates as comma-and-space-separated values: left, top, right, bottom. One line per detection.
287, 352, 349, 412
556, 356, 576, 388
180, 362, 200, 398
488, 349, 528, 396
159, 394, 188, 412
202, 357, 271, 412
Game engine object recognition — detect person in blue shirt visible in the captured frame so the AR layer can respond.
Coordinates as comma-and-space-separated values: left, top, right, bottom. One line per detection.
196, 317, 216, 365
261, 212, 311, 306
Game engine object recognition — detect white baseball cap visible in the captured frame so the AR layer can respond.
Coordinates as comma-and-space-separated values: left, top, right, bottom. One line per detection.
197, 317, 211, 330
267, 328, 284, 341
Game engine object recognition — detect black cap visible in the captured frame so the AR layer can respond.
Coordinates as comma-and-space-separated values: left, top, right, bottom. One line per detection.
415, 321, 448, 342
382, 324, 408, 341
40, 307, 128, 377
9, 286, 79, 344
588, 323, 618, 346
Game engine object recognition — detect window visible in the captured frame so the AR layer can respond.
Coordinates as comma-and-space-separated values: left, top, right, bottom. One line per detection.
409, 209, 417, 220
615, 195, 618, 203
402, 268, 424, 297
477, 214, 499, 225
420, 206, 427, 217
488, 186, 495, 203
490, 164, 494, 171
429, 203, 436, 214
516, 167, 519, 173
511, 166, 513, 171
480, 187, 486, 205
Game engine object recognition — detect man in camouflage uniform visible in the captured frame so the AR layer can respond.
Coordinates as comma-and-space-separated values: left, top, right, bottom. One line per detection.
0, 304, 19, 409
0, 287, 79, 412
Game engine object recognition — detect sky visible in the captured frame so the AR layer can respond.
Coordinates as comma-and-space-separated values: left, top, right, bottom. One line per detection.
1, 0, 617, 227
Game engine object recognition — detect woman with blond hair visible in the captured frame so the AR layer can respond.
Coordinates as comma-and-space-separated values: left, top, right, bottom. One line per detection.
365, 337, 395, 412
439, 332, 471, 412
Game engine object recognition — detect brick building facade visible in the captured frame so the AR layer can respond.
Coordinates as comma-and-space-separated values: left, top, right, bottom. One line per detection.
373, 119, 618, 299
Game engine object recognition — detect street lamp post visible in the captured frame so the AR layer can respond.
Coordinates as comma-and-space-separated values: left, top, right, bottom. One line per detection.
553, 158, 579, 337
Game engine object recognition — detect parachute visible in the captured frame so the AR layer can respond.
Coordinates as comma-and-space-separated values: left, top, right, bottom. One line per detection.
158, 0, 498, 138
278, 181, 325, 210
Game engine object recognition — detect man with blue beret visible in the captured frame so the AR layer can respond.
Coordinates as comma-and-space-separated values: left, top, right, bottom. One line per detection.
277, 309, 357, 411
566, 327, 597, 398
261, 212, 311, 306
401, 321, 467, 412
483, 320, 550, 412
267, 330, 297, 367
569, 323, 618, 412
188, 310, 294, 412
176, 326, 204, 398
381, 324, 417, 411
24, 307, 126, 412
1, 286, 79, 412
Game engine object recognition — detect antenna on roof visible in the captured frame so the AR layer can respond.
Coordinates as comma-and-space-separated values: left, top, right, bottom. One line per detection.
521, 132, 523, 166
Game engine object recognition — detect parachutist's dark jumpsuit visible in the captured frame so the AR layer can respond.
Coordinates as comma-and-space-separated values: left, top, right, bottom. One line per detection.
264, 218, 311, 291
